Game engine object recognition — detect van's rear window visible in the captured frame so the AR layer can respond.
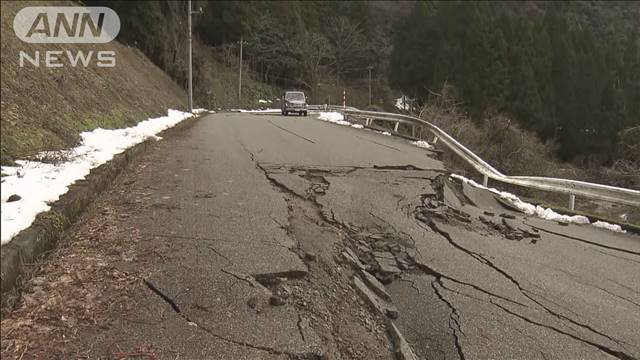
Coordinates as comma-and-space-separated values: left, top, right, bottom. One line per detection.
285, 92, 305, 101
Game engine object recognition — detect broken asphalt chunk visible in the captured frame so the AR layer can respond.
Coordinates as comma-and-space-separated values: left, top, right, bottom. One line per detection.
342, 248, 366, 270
358, 269, 391, 301
374, 252, 401, 276
253, 270, 308, 284
388, 244, 402, 254
269, 295, 287, 306
388, 321, 419, 360
386, 307, 399, 319
304, 252, 317, 262
502, 218, 517, 231
353, 276, 397, 319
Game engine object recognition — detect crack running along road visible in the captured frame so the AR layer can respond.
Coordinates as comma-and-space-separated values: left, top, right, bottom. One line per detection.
2, 113, 638, 360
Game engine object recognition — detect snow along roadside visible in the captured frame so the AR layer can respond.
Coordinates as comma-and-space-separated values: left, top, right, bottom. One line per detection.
318, 112, 411, 138
450, 174, 626, 233
232, 108, 281, 113
0, 109, 206, 245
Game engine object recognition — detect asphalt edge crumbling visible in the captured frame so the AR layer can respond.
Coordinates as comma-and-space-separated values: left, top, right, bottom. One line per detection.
0, 113, 202, 307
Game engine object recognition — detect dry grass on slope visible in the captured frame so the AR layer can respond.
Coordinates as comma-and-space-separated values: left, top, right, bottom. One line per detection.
1, 1, 187, 165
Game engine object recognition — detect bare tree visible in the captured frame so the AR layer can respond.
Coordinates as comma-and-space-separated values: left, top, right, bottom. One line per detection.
246, 13, 295, 84
289, 31, 334, 100
325, 17, 367, 86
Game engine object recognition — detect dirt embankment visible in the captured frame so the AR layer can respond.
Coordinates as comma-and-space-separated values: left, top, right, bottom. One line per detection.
0, 1, 187, 165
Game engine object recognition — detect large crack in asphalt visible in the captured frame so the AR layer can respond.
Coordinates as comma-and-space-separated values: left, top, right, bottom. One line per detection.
423, 270, 560, 360
364, 172, 636, 359
143, 279, 301, 358
434, 273, 638, 360
524, 222, 640, 256
254, 163, 477, 359
424, 215, 637, 359
431, 279, 467, 360
430, 277, 550, 359
398, 276, 464, 360
410, 222, 529, 308
240, 142, 638, 359
489, 299, 637, 360
588, 247, 640, 265
240, 144, 399, 358
554, 267, 640, 309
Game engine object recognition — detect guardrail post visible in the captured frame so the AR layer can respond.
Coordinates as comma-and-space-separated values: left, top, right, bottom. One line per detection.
432, 136, 438, 144
569, 194, 575, 211
394, 121, 400, 132
412, 125, 416, 138
483, 175, 489, 187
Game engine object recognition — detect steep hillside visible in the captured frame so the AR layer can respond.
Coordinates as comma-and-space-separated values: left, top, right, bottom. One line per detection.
0, 1, 187, 165
191, 41, 281, 109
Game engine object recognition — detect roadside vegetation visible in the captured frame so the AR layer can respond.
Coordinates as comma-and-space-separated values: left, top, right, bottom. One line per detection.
416, 84, 639, 225
3, 1, 637, 211
391, 2, 639, 181
0, 1, 186, 165
89, 1, 403, 109
98, 1, 638, 186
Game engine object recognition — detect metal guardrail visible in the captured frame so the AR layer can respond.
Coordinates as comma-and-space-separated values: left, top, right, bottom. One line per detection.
308, 104, 358, 112
339, 109, 640, 209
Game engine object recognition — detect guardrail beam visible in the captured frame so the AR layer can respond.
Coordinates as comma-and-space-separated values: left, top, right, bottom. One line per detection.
336, 108, 640, 208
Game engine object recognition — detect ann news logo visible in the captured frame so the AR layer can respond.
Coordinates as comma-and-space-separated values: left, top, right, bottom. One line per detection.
13, 7, 120, 68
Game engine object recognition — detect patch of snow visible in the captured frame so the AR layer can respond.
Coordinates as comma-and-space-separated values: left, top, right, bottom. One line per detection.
318, 112, 351, 126
192, 108, 208, 114
448, 174, 625, 231
234, 108, 281, 113
258, 99, 268, 104
592, 221, 626, 233
0, 109, 196, 245
412, 140, 433, 149
316, 112, 406, 138
395, 96, 413, 111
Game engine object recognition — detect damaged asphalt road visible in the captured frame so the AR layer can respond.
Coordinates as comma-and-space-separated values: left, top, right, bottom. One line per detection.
2, 112, 639, 360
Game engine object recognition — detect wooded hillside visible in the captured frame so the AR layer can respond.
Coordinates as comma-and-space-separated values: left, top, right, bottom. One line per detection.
90, 1, 639, 170
391, 1, 639, 164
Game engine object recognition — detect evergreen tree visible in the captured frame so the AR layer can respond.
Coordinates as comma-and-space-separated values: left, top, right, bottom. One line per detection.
623, 28, 640, 126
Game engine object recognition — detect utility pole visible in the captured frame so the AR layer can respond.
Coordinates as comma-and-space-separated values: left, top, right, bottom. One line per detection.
187, 2, 202, 112
238, 36, 243, 105
187, 0, 193, 112
367, 65, 373, 107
